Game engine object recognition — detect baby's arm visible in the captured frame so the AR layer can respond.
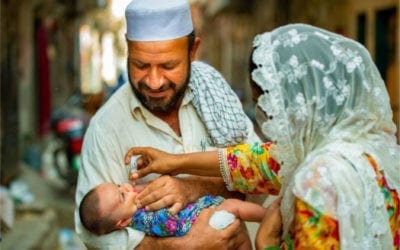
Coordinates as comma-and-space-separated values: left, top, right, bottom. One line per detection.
217, 198, 267, 222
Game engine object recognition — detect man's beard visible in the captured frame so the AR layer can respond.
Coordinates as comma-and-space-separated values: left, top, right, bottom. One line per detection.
129, 64, 191, 113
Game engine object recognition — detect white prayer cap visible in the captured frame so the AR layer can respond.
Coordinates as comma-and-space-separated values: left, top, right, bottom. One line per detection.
125, 0, 194, 41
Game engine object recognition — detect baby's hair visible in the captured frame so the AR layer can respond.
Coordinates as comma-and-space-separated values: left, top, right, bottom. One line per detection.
79, 186, 117, 235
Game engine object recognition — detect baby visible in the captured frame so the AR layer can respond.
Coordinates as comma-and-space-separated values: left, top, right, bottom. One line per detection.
79, 181, 267, 243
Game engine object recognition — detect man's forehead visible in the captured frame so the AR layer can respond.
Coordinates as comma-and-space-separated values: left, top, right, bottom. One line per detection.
127, 38, 190, 63
127, 36, 189, 50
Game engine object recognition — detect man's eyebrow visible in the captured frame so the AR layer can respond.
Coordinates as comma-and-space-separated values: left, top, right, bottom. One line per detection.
128, 58, 146, 64
163, 60, 180, 66
128, 58, 180, 66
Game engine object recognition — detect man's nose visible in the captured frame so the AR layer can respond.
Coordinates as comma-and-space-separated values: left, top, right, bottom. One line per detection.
145, 67, 165, 90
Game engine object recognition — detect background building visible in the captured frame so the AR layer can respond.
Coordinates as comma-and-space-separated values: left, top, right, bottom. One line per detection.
193, 0, 399, 137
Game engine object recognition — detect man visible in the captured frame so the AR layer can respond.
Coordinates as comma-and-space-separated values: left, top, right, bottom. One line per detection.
74, 0, 260, 249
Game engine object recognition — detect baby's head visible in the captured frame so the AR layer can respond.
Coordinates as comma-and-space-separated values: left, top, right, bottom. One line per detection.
79, 182, 139, 235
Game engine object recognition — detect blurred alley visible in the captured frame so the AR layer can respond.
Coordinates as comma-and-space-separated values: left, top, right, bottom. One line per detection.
1, 0, 399, 249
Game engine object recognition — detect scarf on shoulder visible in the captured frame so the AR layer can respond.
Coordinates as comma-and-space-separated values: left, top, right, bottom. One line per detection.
189, 61, 250, 147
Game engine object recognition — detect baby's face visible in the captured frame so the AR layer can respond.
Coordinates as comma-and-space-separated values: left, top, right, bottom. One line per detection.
97, 182, 139, 222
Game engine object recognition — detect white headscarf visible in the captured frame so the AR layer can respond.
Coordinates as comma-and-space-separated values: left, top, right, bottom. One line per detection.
251, 24, 399, 249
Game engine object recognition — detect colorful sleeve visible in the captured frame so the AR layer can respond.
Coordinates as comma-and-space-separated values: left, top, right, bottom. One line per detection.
221, 142, 281, 195
283, 153, 399, 249
282, 198, 340, 249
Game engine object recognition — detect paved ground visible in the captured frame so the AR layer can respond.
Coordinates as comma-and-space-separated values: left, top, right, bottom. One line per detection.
1, 163, 86, 250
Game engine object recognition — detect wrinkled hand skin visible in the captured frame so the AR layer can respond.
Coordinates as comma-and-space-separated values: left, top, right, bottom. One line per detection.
135, 208, 251, 250
255, 198, 282, 250
135, 175, 194, 215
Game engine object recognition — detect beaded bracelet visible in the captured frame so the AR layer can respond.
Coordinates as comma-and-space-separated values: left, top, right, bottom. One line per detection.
218, 149, 233, 191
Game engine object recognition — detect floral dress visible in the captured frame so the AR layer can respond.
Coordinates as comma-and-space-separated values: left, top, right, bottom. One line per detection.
223, 142, 400, 249
130, 195, 224, 237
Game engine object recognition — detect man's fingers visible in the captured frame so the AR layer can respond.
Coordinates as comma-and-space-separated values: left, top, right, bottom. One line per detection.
132, 183, 147, 193
223, 218, 241, 235
168, 202, 184, 215
230, 221, 251, 250
143, 196, 174, 211
137, 187, 155, 203
265, 197, 282, 213
195, 207, 214, 223
137, 187, 172, 211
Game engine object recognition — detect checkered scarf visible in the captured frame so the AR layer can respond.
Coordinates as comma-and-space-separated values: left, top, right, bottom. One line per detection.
189, 61, 250, 147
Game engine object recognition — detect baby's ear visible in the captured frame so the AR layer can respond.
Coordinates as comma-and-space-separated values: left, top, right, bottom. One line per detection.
116, 217, 131, 228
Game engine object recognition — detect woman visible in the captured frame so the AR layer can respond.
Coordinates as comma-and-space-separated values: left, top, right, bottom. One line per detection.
126, 24, 400, 249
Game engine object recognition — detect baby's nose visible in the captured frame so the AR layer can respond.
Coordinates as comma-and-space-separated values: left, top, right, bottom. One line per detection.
122, 183, 133, 192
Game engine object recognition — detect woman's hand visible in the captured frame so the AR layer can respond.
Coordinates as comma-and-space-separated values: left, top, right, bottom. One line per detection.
255, 198, 282, 250
125, 147, 222, 181
125, 147, 181, 181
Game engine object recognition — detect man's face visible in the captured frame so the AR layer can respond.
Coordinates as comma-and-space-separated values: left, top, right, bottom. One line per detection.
127, 36, 193, 113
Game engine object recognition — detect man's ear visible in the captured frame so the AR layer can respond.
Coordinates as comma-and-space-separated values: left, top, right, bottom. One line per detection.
116, 217, 132, 228
190, 37, 201, 62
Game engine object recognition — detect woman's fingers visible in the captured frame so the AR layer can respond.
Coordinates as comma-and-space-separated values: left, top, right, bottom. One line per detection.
125, 147, 158, 180
124, 146, 179, 179
125, 147, 151, 164
134, 166, 153, 179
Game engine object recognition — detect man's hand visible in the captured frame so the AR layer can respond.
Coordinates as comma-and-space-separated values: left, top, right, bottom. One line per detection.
135, 175, 194, 215
184, 208, 251, 249
255, 198, 282, 250
136, 207, 251, 250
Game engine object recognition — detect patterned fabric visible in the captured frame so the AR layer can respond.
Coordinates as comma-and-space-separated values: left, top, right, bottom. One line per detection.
189, 61, 250, 147
293, 198, 339, 249
220, 24, 399, 249
130, 195, 224, 237
251, 24, 399, 249
224, 143, 400, 249
223, 142, 280, 195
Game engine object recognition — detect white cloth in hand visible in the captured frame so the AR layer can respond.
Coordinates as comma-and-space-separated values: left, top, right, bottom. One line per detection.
209, 210, 236, 230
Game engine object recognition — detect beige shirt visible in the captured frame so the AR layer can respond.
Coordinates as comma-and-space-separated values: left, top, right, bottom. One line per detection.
74, 83, 260, 249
